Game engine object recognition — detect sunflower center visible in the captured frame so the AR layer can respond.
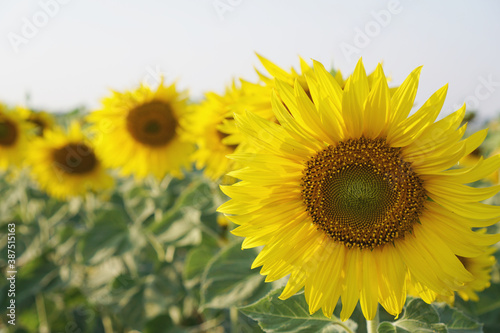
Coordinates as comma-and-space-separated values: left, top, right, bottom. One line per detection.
126, 100, 177, 146
326, 165, 393, 226
301, 137, 426, 250
53, 143, 97, 174
0, 119, 18, 146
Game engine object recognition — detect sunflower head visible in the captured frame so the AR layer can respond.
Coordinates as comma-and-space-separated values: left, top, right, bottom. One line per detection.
0, 105, 32, 170
87, 80, 194, 180
189, 82, 245, 180
27, 122, 113, 200
19, 107, 56, 136
219, 58, 500, 321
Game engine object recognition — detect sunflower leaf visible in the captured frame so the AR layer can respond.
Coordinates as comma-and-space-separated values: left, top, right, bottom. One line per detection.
183, 243, 219, 290
78, 208, 132, 264
239, 287, 357, 333
378, 298, 482, 333
433, 302, 483, 333
200, 240, 274, 310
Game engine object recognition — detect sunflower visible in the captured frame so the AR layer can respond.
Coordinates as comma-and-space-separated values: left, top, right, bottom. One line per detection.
218, 59, 500, 320
0, 105, 32, 170
87, 80, 193, 179
27, 122, 113, 200
18, 107, 56, 136
455, 246, 497, 301
190, 82, 245, 180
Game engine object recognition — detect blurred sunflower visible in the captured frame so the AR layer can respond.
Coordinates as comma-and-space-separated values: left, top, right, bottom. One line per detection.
218, 59, 500, 320
190, 82, 244, 180
455, 247, 497, 302
233, 55, 320, 126
0, 105, 32, 170
19, 107, 56, 136
87, 80, 193, 179
27, 122, 113, 200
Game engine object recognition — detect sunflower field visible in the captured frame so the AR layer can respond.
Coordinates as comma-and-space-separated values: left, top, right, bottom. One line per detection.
1, 56, 500, 333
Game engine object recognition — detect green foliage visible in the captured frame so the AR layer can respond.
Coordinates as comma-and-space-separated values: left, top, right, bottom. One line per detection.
378, 298, 482, 333
200, 241, 277, 310
240, 287, 357, 333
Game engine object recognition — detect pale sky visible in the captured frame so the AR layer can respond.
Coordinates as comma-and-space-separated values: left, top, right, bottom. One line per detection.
1, 0, 500, 123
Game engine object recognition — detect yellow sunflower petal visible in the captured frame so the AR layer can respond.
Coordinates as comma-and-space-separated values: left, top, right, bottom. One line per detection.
388, 84, 448, 147
389, 66, 422, 126
363, 65, 390, 138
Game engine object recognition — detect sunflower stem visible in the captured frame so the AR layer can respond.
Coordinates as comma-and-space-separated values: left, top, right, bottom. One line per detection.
102, 313, 114, 333
36, 293, 50, 333
230, 306, 239, 333
366, 306, 380, 333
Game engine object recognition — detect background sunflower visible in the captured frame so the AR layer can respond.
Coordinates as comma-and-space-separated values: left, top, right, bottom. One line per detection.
0, 105, 32, 170
189, 83, 244, 181
87, 81, 194, 180
27, 122, 113, 200
18, 107, 56, 137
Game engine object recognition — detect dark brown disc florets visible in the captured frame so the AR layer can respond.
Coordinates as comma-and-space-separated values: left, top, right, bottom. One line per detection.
301, 137, 426, 250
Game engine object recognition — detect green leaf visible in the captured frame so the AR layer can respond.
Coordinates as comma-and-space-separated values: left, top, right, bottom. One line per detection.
144, 314, 185, 333
378, 322, 447, 333
123, 185, 156, 224
379, 298, 482, 333
433, 302, 483, 333
200, 241, 275, 309
454, 280, 500, 332
79, 209, 132, 264
183, 244, 219, 289
153, 208, 202, 247
116, 283, 147, 329
471, 282, 500, 316
107, 263, 184, 330
239, 287, 357, 333
404, 299, 440, 323
0, 252, 62, 312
